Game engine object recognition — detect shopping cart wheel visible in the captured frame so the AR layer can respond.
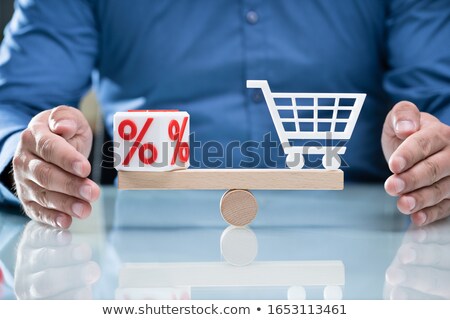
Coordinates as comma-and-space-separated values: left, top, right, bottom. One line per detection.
322, 154, 341, 170
220, 189, 258, 226
286, 153, 305, 170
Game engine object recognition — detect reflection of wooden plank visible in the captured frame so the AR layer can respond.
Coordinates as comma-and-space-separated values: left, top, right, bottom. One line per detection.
119, 261, 345, 287
118, 169, 343, 190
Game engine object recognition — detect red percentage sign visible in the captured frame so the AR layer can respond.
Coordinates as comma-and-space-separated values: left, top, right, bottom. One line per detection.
118, 118, 158, 166
168, 117, 189, 165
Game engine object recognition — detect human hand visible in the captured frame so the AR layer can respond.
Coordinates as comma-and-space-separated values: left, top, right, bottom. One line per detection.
14, 221, 101, 299
382, 101, 450, 226
384, 218, 450, 299
13, 106, 100, 229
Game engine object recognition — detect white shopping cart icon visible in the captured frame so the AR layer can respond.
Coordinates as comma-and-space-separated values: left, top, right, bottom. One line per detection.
247, 80, 366, 170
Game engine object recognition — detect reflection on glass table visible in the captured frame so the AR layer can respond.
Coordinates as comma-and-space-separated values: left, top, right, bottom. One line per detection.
110, 185, 403, 299
0, 185, 449, 300
384, 218, 450, 299
0, 210, 28, 299
113, 185, 403, 229
14, 221, 101, 299
117, 226, 345, 300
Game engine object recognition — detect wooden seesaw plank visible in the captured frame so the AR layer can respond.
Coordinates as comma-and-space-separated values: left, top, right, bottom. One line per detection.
118, 169, 343, 190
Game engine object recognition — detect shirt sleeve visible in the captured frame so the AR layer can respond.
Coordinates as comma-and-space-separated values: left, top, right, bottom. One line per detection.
0, 0, 98, 204
384, 0, 450, 125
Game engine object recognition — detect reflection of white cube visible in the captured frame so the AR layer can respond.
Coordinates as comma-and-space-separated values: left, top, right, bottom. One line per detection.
114, 110, 190, 171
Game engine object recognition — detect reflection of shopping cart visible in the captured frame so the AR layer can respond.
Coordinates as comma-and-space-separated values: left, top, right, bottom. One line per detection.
247, 80, 366, 169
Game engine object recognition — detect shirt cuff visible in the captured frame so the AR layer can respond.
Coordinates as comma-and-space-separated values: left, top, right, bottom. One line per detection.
0, 131, 23, 205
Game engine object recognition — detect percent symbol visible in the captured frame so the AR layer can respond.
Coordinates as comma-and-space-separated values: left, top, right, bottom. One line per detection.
118, 118, 158, 166
168, 117, 189, 165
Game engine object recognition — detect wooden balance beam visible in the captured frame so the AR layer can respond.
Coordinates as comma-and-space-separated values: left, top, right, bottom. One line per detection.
118, 169, 343, 190
118, 169, 343, 226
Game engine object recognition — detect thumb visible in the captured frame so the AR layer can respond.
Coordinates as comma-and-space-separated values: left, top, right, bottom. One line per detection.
48, 105, 89, 140
388, 101, 421, 140
48, 105, 93, 157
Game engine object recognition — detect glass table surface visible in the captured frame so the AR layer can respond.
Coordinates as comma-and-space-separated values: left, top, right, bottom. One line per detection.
0, 184, 448, 300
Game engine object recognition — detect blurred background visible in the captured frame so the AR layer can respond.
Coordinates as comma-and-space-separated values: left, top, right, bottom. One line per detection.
0, 0, 14, 42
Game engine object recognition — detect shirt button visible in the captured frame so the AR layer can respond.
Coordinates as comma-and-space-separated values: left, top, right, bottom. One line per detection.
246, 11, 259, 24
252, 90, 263, 103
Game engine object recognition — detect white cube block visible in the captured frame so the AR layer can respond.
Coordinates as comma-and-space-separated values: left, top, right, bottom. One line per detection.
114, 110, 190, 171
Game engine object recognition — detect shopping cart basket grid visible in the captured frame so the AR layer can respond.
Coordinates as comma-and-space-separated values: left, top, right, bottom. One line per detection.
247, 80, 366, 170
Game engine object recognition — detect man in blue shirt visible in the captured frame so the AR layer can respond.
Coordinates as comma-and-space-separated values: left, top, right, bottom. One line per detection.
0, 0, 450, 229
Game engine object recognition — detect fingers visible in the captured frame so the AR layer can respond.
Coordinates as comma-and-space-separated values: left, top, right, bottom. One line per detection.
13, 107, 98, 229
390, 101, 421, 139
386, 151, 449, 195
23, 128, 91, 178
388, 128, 448, 175
22, 261, 100, 299
14, 220, 100, 300
398, 243, 450, 268
23, 221, 72, 248
385, 217, 450, 300
23, 105, 93, 178
48, 106, 89, 141
24, 201, 73, 229
26, 179, 93, 219
385, 265, 450, 299
48, 106, 93, 158
387, 286, 441, 300
382, 101, 421, 161
410, 199, 450, 226
382, 109, 450, 226
406, 220, 450, 244
30, 243, 92, 270
25, 157, 100, 201
395, 176, 450, 214
14, 151, 99, 229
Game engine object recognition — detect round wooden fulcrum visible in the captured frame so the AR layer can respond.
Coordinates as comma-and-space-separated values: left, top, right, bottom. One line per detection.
220, 189, 258, 226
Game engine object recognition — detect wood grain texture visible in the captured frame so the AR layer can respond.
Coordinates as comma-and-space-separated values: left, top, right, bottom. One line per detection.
220, 190, 258, 226
118, 169, 343, 190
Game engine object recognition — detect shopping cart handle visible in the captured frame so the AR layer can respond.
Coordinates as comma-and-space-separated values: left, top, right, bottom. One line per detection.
246, 80, 270, 90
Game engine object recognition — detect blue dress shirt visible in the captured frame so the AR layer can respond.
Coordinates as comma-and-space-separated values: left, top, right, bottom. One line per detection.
1, 0, 450, 203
